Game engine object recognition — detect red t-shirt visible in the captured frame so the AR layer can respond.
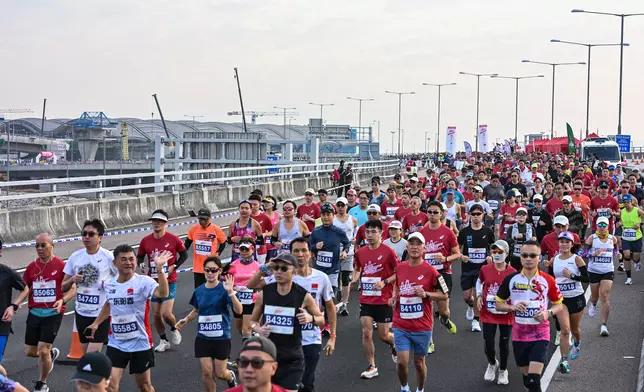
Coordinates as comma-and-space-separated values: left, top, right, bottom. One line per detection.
590, 195, 620, 230
402, 212, 429, 236
544, 197, 564, 217
252, 212, 274, 256
462, 191, 474, 202
498, 203, 522, 239
381, 199, 403, 218
418, 224, 458, 274
478, 264, 516, 325
593, 177, 617, 193
355, 221, 390, 247
392, 261, 441, 331
138, 232, 186, 283
394, 206, 412, 223
297, 203, 321, 232
354, 243, 399, 305
316, 202, 337, 213
541, 231, 581, 260
23, 257, 66, 310
225, 385, 289, 392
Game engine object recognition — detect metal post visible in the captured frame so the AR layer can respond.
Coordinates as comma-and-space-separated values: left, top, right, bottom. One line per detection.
391, 131, 395, 153
618, 16, 625, 135
102, 130, 106, 177
514, 78, 519, 143
475, 76, 480, 151
586, 46, 591, 137
397, 94, 402, 155
40, 99, 47, 138
436, 86, 441, 153
550, 64, 556, 138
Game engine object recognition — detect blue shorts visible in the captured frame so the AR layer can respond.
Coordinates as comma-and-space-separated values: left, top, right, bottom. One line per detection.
0, 335, 7, 362
151, 282, 177, 303
393, 328, 432, 356
622, 239, 643, 253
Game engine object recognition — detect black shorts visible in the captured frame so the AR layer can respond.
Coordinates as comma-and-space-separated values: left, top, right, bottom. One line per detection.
460, 270, 480, 292
512, 340, 549, 367
589, 271, 615, 284
359, 303, 393, 323
233, 304, 255, 318
341, 271, 352, 286
440, 272, 453, 298
194, 273, 206, 289
273, 358, 304, 391
562, 295, 586, 315
106, 346, 155, 375
194, 336, 231, 360
25, 312, 63, 346
76, 313, 110, 344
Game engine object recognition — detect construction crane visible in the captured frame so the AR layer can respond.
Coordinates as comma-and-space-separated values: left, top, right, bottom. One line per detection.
227, 110, 298, 124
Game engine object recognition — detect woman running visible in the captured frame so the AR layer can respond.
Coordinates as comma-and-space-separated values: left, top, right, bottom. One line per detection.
228, 200, 263, 261
262, 196, 281, 261
226, 236, 261, 341
551, 231, 588, 374
476, 240, 515, 385
619, 194, 644, 284
271, 200, 310, 253
175, 256, 242, 391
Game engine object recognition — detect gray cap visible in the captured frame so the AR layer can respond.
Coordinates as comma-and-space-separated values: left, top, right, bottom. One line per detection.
492, 240, 510, 254
240, 335, 278, 360
273, 252, 297, 266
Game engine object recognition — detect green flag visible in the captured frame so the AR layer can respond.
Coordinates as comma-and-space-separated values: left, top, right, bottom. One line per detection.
566, 123, 576, 154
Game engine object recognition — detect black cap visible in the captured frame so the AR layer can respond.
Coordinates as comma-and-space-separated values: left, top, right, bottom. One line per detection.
197, 208, 211, 219
273, 252, 297, 266
317, 188, 328, 195
598, 180, 609, 188
320, 203, 335, 213
71, 352, 112, 385
240, 336, 278, 360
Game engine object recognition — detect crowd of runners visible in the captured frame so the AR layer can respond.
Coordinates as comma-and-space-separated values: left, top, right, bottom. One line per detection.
0, 149, 641, 392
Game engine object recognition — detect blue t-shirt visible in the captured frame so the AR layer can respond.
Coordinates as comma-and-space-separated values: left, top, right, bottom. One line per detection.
442, 190, 465, 204
349, 206, 368, 226
189, 283, 233, 340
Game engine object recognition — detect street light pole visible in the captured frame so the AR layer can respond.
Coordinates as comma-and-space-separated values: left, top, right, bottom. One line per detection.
458, 73, 497, 151
385, 91, 415, 155
274, 106, 296, 139
491, 75, 544, 144
521, 60, 585, 138
551, 39, 627, 137
309, 103, 334, 140
390, 130, 396, 154
422, 83, 456, 154
572, 9, 644, 135
183, 115, 203, 127
347, 97, 374, 139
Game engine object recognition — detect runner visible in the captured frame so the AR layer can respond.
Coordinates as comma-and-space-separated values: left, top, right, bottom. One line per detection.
475, 240, 515, 385
350, 191, 370, 226
496, 240, 564, 392
332, 197, 358, 316
271, 200, 310, 253
262, 196, 282, 261
528, 194, 553, 242
544, 182, 566, 216
497, 191, 520, 240
249, 194, 275, 264
345, 189, 358, 210
175, 256, 241, 391
551, 231, 588, 374
589, 180, 620, 234
465, 186, 493, 226
555, 196, 584, 239
297, 188, 321, 233
505, 207, 536, 271
71, 352, 112, 392
227, 237, 261, 341
137, 209, 187, 353
541, 216, 581, 261
458, 203, 495, 332
381, 186, 403, 221
354, 205, 390, 248
401, 197, 428, 236
250, 253, 325, 392
352, 219, 399, 379
393, 192, 413, 223
619, 194, 644, 284
383, 220, 408, 261
444, 190, 462, 228
184, 208, 227, 288
369, 177, 387, 206
16, 233, 74, 392
62, 219, 117, 354
229, 201, 264, 261
85, 245, 171, 392
482, 174, 505, 220
226, 336, 290, 392
390, 232, 449, 392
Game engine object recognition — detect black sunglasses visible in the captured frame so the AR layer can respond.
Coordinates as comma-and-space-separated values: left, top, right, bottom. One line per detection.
271, 265, 290, 272
237, 357, 276, 369
204, 268, 220, 274
35, 243, 48, 249
520, 253, 539, 259
427, 210, 441, 215
470, 212, 483, 216
81, 231, 98, 238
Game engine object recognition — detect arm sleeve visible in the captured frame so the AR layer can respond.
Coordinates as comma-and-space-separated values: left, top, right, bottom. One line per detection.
475, 276, 483, 297
495, 274, 513, 302
217, 242, 226, 255
571, 264, 590, 283
137, 254, 146, 266
174, 250, 189, 268
183, 238, 193, 250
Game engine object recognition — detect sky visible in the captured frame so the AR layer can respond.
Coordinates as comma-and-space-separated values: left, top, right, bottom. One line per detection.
2, 0, 644, 153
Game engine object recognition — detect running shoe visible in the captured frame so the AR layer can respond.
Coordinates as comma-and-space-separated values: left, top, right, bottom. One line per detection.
558, 360, 570, 374
168, 329, 182, 345
554, 331, 561, 346
618, 262, 624, 272
497, 369, 509, 385
444, 320, 457, 334
626, 277, 633, 285
372, 321, 377, 329
340, 306, 349, 316
155, 339, 171, 352
570, 341, 580, 360
227, 370, 239, 388
322, 323, 331, 337
466, 306, 474, 321
360, 365, 379, 379
637, 263, 642, 272
588, 302, 597, 317
471, 319, 481, 332
33, 381, 49, 392
336, 302, 345, 314
484, 359, 498, 382
49, 347, 59, 374
600, 325, 609, 337
427, 343, 435, 355
390, 345, 398, 364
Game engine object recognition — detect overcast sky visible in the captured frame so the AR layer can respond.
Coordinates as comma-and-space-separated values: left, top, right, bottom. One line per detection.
3, 0, 644, 153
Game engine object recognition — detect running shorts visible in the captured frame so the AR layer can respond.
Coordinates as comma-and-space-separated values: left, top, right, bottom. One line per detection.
273, 358, 304, 391
0, 335, 7, 362
562, 294, 586, 315
589, 271, 614, 284
512, 340, 549, 367
106, 346, 155, 375
622, 240, 643, 253
194, 336, 231, 360
151, 282, 177, 303
460, 270, 480, 291
341, 271, 353, 287
440, 272, 453, 298
359, 303, 393, 323
393, 328, 432, 356
25, 313, 63, 346
76, 313, 110, 344
233, 304, 255, 318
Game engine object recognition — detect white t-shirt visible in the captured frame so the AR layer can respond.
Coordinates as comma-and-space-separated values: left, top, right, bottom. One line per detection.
265, 270, 333, 346
383, 238, 408, 260
105, 274, 158, 353
63, 247, 116, 317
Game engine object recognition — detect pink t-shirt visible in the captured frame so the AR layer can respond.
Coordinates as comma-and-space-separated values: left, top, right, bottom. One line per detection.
228, 260, 261, 303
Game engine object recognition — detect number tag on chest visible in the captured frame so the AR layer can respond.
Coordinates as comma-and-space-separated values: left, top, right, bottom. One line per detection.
515, 301, 541, 325
264, 305, 295, 335
399, 296, 423, 319
33, 280, 56, 303
198, 315, 223, 337
195, 240, 212, 255
111, 314, 139, 340
316, 251, 333, 268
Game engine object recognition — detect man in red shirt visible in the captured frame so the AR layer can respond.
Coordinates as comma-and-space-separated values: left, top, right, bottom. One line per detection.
354, 205, 390, 248
590, 180, 620, 232
137, 209, 188, 353
226, 336, 289, 392
381, 187, 403, 221
15, 233, 75, 392
352, 219, 399, 380
401, 197, 428, 236
541, 216, 581, 263
249, 194, 274, 264
544, 182, 566, 217
593, 168, 617, 194
297, 188, 321, 233
393, 193, 412, 223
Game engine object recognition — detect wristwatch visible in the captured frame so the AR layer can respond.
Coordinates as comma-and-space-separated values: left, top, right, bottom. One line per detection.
10, 303, 18, 311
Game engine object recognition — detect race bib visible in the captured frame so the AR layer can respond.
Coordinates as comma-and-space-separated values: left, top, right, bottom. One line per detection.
597, 208, 611, 218
195, 240, 213, 256
489, 200, 499, 210
532, 216, 541, 225
469, 248, 487, 264
486, 295, 506, 315
361, 277, 382, 296
316, 251, 333, 268
515, 301, 542, 325
33, 280, 56, 303
424, 253, 444, 270
264, 305, 295, 335
198, 315, 223, 338
150, 262, 168, 279
592, 250, 613, 264
236, 288, 254, 305
76, 287, 100, 307
623, 228, 637, 241
513, 244, 522, 257
557, 282, 577, 292
281, 240, 291, 252
111, 314, 139, 340
386, 207, 398, 217
400, 296, 423, 319
301, 322, 317, 338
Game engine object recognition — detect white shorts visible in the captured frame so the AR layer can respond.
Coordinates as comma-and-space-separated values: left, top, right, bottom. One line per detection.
341, 255, 354, 272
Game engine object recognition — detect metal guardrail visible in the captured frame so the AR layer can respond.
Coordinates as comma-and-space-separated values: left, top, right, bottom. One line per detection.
0, 159, 398, 203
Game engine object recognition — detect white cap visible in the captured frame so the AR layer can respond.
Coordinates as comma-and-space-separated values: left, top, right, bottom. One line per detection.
597, 216, 610, 226
553, 215, 569, 226
516, 207, 528, 214
440, 202, 447, 210
304, 188, 315, 195
336, 197, 348, 205
533, 193, 543, 201
473, 185, 483, 192
563, 195, 573, 203
367, 204, 381, 212
149, 212, 168, 222
407, 232, 426, 244
410, 176, 419, 182
389, 220, 403, 229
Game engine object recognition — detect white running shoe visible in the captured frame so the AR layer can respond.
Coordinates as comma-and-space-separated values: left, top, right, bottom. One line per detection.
484, 360, 498, 382
626, 278, 633, 285
554, 331, 561, 346
497, 369, 509, 385
360, 365, 379, 379
466, 306, 474, 321
155, 339, 171, 352
49, 347, 59, 374
600, 325, 609, 337
588, 303, 597, 317
168, 329, 182, 345
471, 319, 481, 332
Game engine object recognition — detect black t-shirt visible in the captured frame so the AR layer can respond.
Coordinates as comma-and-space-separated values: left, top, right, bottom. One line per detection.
457, 225, 495, 274
504, 181, 527, 196
262, 282, 308, 362
0, 263, 26, 336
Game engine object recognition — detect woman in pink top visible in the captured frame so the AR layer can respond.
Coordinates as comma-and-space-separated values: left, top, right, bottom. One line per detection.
225, 236, 261, 340
262, 196, 281, 262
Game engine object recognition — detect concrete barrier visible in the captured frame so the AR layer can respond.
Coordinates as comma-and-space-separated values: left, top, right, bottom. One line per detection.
0, 167, 396, 243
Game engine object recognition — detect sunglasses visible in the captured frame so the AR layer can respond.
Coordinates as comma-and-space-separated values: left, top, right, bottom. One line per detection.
574, 188, 582, 191
35, 243, 49, 249
271, 265, 290, 272
534, 199, 542, 203
622, 187, 630, 189
491, 249, 504, 254
367, 211, 379, 215
204, 268, 220, 274
237, 357, 276, 370
520, 253, 540, 259
516, 212, 527, 216
470, 212, 483, 216
597, 223, 608, 228
81, 231, 98, 238
427, 210, 441, 215
283, 208, 294, 212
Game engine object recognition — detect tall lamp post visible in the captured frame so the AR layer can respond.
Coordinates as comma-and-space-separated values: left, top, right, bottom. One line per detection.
572, 9, 644, 135
551, 39, 628, 137
384, 91, 415, 155
458, 73, 497, 152
490, 74, 544, 144
422, 83, 456, 153
274, 106, 296, 139
390, 130, 396, 154
521, 60, 585, 138
347, 97, 374, 137
309, 102, 334, 140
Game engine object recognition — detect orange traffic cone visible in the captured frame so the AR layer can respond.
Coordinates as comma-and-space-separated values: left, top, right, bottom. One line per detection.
67, 318, 84, 360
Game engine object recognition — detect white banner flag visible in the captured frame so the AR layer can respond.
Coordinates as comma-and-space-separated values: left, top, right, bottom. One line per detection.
446, 126, 457, 155
478, 124, 488, 153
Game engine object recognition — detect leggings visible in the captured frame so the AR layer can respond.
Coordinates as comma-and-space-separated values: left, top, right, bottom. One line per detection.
482, 323, 512, 370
